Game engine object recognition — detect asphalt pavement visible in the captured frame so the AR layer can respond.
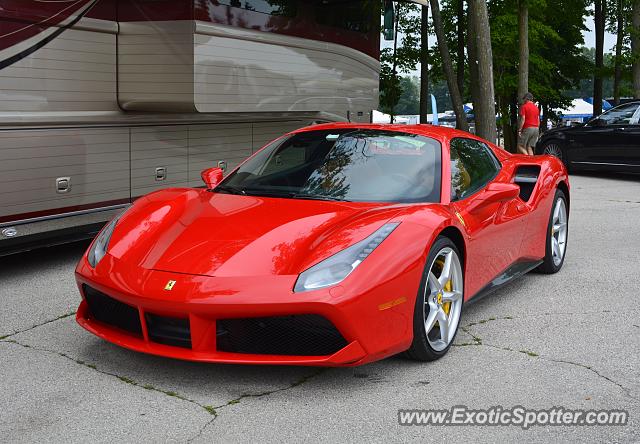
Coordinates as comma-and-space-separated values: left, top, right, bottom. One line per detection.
0, 172, 638, 443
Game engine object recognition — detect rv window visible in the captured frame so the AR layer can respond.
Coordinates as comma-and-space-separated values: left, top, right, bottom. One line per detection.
217, 0, 297, 16
315, 0, 376, 33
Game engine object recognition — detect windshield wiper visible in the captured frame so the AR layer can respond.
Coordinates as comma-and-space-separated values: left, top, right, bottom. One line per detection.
216, 185, 347, 202
214, 184, 246, 195
292, 193, 349, 202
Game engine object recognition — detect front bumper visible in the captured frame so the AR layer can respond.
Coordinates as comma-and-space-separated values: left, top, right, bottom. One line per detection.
75, 254, 415, 366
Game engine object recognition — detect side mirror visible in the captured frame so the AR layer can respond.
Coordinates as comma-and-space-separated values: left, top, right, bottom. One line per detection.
383, 0, 395, 41
588, 117, 606, 127
201, 167, 224, 189
464, 182, 520, 213
484, 182, 521, 203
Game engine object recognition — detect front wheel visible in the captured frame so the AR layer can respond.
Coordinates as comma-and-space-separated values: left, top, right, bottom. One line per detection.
540, 141, 569, 170
405, 237, 464, 361
537, 190, 569, 274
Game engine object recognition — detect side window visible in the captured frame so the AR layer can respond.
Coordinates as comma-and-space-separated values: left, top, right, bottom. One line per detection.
596, 103, 640, 126
217, 0, 297, 16
450, 138, 500, 201
315, 0, 376, 33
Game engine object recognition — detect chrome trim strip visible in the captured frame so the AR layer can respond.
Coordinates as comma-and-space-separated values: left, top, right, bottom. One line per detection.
0, 111, 338, 129
72, 17, 119, 35
572, 161, 637, 167
194, 21, 381, 72
0, 204, 129, 228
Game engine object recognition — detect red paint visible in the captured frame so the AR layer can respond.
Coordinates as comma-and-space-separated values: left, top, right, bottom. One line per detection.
200, 167, 224, 189
76, 123, 569, 366
1, 0, 378, 64
0, 0, 96, 51
0, 198, 131, 224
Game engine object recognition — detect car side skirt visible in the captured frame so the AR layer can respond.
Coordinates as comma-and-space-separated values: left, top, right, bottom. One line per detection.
466, 260, 543, 307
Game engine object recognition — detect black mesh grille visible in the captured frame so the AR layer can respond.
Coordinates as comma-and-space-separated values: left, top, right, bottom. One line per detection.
145, 313, 192, 349
216, 315, 347, 356
83, 285, 142, 336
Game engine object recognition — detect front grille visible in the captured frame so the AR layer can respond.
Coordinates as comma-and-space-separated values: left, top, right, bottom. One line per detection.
83, 285, 142, 336
216, 315, 348, 356
145, 313, 191, 349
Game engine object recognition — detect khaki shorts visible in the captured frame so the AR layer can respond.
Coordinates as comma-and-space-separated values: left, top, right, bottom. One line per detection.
519, 127, 539, 148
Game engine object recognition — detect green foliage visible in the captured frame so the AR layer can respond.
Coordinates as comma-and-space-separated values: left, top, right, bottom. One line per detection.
488, 0, 591, 112
379, 3, 421, 116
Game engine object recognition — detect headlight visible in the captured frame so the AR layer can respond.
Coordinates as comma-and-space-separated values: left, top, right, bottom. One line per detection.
294, 223, 400, 292
87, 214, 122, 267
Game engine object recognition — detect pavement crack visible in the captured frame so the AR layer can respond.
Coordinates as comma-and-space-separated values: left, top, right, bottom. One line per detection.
0, 338, 218, 417
541, 356, 636, 399
187, 368, 327, 442
213, 368, 326, 411
458, 326, 637, 400
461, 309, 639, 330
0, 311, 76, 340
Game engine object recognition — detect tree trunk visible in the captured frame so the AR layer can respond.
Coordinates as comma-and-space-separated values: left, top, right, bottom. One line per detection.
419, 5, 430, 123
390, 8, 400, 124
633, 0, 640, 98
467, 1, 480, 125
430, 0, 469, 131
593, 0, 605, 117
469, 0, 497, 143
518, 0, 529, 102
613, 0, 624, 105
456, 0, 465, 96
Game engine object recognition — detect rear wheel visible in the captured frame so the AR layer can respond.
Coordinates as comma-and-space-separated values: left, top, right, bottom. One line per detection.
537, 190, 569, 274
541, 141, 569, 170
405, 237, 464, 361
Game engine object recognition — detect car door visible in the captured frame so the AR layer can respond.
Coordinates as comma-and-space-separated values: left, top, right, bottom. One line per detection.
570, 102, 640, 169
610, 105, 640, 169
448, 138, 525, 296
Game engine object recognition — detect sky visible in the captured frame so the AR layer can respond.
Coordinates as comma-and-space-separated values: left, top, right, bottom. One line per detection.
583, 16, 617, 52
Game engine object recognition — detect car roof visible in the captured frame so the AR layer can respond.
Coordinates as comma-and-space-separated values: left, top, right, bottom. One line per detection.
291, 123, 482, 144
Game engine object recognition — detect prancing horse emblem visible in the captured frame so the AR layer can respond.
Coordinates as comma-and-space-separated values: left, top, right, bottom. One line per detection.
164, 280, 176, 291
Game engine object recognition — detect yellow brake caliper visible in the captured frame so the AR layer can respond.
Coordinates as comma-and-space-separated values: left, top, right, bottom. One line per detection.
435, 259, 453, 316
443, 279, 452, 315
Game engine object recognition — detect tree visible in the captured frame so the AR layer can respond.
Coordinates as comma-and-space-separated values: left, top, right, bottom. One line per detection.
469, 0, 497, 142
456, 0, 465, 95
419, 5, 430, 122
633, 0, 640, 97
379, 3, 421, 120
430, 0, 469, 130
396, 77, 421, 114
613, 0, 626, 104
467, 1, 480, 116
518, 0, 529, 102
594, 0, 606, 116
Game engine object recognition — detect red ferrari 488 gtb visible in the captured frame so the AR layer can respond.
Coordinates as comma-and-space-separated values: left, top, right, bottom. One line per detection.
76, 123, 569, 366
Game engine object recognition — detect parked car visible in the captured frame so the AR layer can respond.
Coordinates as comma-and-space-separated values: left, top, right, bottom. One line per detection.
536, 101, 640, 172
76, 123, 569, 366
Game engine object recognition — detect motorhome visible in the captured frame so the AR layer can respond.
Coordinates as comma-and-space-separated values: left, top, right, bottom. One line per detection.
0, 0, 380, 254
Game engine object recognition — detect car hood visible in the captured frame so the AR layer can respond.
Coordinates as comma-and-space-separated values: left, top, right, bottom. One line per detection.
540, 125, 579, 138
107, 189, 405, 277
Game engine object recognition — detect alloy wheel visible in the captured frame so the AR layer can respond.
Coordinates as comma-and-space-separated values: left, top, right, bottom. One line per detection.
544, 143, 563, 161
551, 198, 568, 266
423, 247, 463, 352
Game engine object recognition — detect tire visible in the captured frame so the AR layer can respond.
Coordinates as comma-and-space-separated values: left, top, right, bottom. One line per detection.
540, 141, 570, 171
536, 189, 569, 274
405, 236, 464, 361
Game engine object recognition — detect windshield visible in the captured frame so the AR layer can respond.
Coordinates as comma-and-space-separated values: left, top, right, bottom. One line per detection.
590, 102, 640, 126
216, 129, 442, 203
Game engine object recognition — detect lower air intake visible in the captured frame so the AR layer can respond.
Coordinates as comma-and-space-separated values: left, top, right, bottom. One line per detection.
216, 314, 348, 356
83, 285, 142, 336
145, 313, 192, 349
